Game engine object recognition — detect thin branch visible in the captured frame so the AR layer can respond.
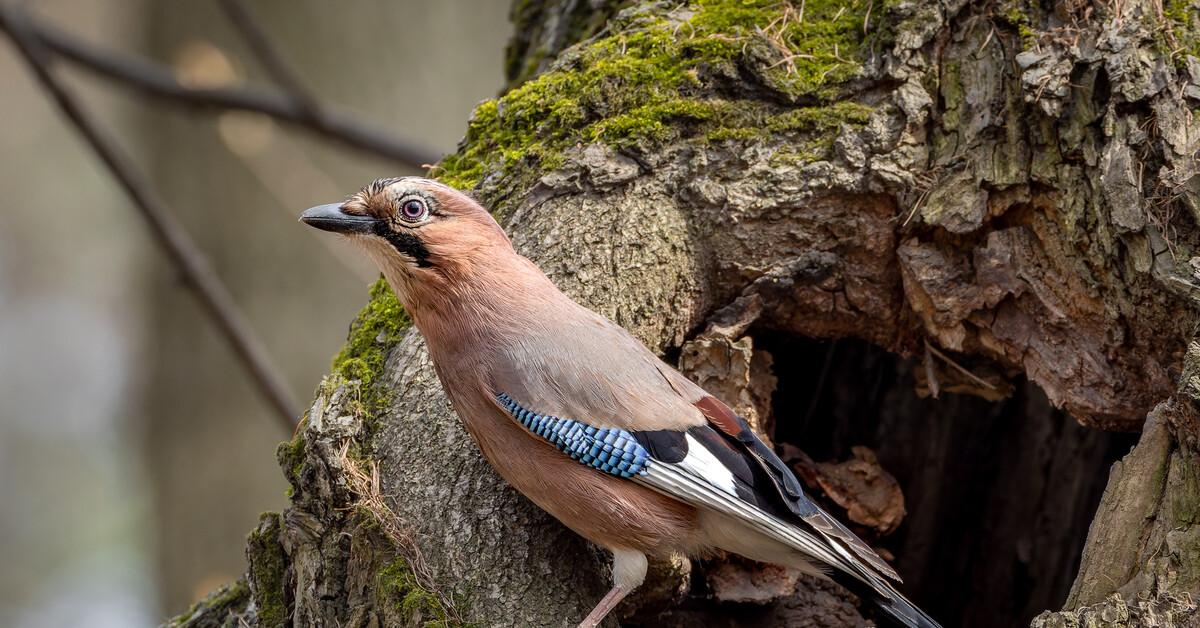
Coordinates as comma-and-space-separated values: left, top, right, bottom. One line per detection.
0, 3, 302, 431
924, 340, 998, 391
215, 0, 322, 118
27, 15, 440, 170
922, 343, 940, 399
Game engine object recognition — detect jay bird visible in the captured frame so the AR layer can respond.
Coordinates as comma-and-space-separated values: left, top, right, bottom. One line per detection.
301, 177, 941, 628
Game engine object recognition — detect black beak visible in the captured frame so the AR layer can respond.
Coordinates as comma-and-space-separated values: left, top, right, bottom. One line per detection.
300, 203, 379, 234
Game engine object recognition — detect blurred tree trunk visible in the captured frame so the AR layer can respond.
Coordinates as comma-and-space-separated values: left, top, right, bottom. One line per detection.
170, 0, 1200, 626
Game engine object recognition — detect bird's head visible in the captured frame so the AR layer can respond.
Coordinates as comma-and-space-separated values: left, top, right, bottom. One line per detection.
301, 177, 513, 308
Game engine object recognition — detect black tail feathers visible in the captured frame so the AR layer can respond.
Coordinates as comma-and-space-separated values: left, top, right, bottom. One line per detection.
829, 570, 943, 628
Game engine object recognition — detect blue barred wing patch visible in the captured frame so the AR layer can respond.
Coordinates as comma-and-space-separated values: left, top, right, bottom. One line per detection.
496, 393, 651, 477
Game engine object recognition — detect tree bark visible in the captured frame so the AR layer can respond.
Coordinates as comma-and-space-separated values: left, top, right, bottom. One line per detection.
169, 0, 1200, 626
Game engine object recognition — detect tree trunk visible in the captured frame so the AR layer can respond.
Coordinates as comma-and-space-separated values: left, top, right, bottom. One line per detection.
169, 0, 1200, 626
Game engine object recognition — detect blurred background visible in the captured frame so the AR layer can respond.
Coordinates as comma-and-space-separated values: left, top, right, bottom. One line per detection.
0, 1, 510, 625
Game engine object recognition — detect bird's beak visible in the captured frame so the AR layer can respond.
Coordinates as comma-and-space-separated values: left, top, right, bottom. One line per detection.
300, 203, 379, 235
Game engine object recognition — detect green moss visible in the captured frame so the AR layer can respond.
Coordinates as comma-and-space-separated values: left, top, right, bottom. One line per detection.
348, 506, 474, 626
437, 0, 881, 191
705, 126, 762, 141
940, 57, 963, 132
991, 0, 1041, 49
756, 101, 871, 161
700, 0, 873, 87
379, 558, 441, 625
999, 5, 1033, 46
505, 0, 626, 89
329, 277, 411, 422
1165, 0, 1200, 67
164, 579, 251, 627
597, 99, 716, 141
246, 512, 288, 628
766, 101, 873, 131
277, 428, 307, 494
376, 554, 476, 627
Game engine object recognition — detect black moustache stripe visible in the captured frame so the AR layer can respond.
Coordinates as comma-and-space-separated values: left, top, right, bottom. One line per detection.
375, 223, 434, 268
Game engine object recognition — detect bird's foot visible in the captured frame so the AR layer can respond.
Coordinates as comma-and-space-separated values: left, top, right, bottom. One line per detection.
577, 586, 631, 628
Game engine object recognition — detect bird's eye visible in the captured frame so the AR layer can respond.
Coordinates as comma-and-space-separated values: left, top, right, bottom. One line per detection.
400, 199, 427, 221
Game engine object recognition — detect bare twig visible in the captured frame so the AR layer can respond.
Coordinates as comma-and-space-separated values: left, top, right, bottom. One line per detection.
0, 3, 302, 431
924, 340, 998, 391
1167, 276, 1200, 291
216, 0, 322, 118
922, 343, 941, 399
818, 62, 843, 83
901, 179, 935, 227
978, 25, 996, 54
26, 15, 440, 169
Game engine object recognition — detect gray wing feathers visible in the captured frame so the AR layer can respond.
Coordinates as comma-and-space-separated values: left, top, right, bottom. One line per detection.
804, 509, 902, 581
490, 306, 706, 432
636, 463, 936, 628
635, 462, 888, 587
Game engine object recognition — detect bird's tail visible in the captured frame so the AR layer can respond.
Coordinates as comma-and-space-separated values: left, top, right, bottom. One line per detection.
828, 569, 942, 628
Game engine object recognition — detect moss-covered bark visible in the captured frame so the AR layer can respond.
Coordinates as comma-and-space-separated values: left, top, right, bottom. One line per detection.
163, 580, 253, 628
173, 0, 1200, 625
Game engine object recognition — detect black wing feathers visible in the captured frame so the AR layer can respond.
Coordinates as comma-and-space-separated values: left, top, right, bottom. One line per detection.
694, 396, 901, 581
630, 429, 688, 463
627, 395, 902, 584
684, 425, 806, 521
694, 396, 815, 515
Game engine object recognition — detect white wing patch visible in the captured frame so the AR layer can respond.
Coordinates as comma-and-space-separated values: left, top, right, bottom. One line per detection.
636, 462, 851, 572
636, 457, 938, 627
677, 433, 738, 495
635, 452, 894, 596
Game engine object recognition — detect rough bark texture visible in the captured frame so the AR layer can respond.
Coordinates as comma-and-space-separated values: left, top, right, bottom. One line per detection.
1031, 342, 1200, 628
171, 0, 1200, 626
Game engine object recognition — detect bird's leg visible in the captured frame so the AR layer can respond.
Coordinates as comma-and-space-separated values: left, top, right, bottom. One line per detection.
577, 548, 646, 628
576, 586, 632, 628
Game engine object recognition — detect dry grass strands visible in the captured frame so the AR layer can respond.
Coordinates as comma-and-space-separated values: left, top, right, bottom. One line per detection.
337, 442, 468, 626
